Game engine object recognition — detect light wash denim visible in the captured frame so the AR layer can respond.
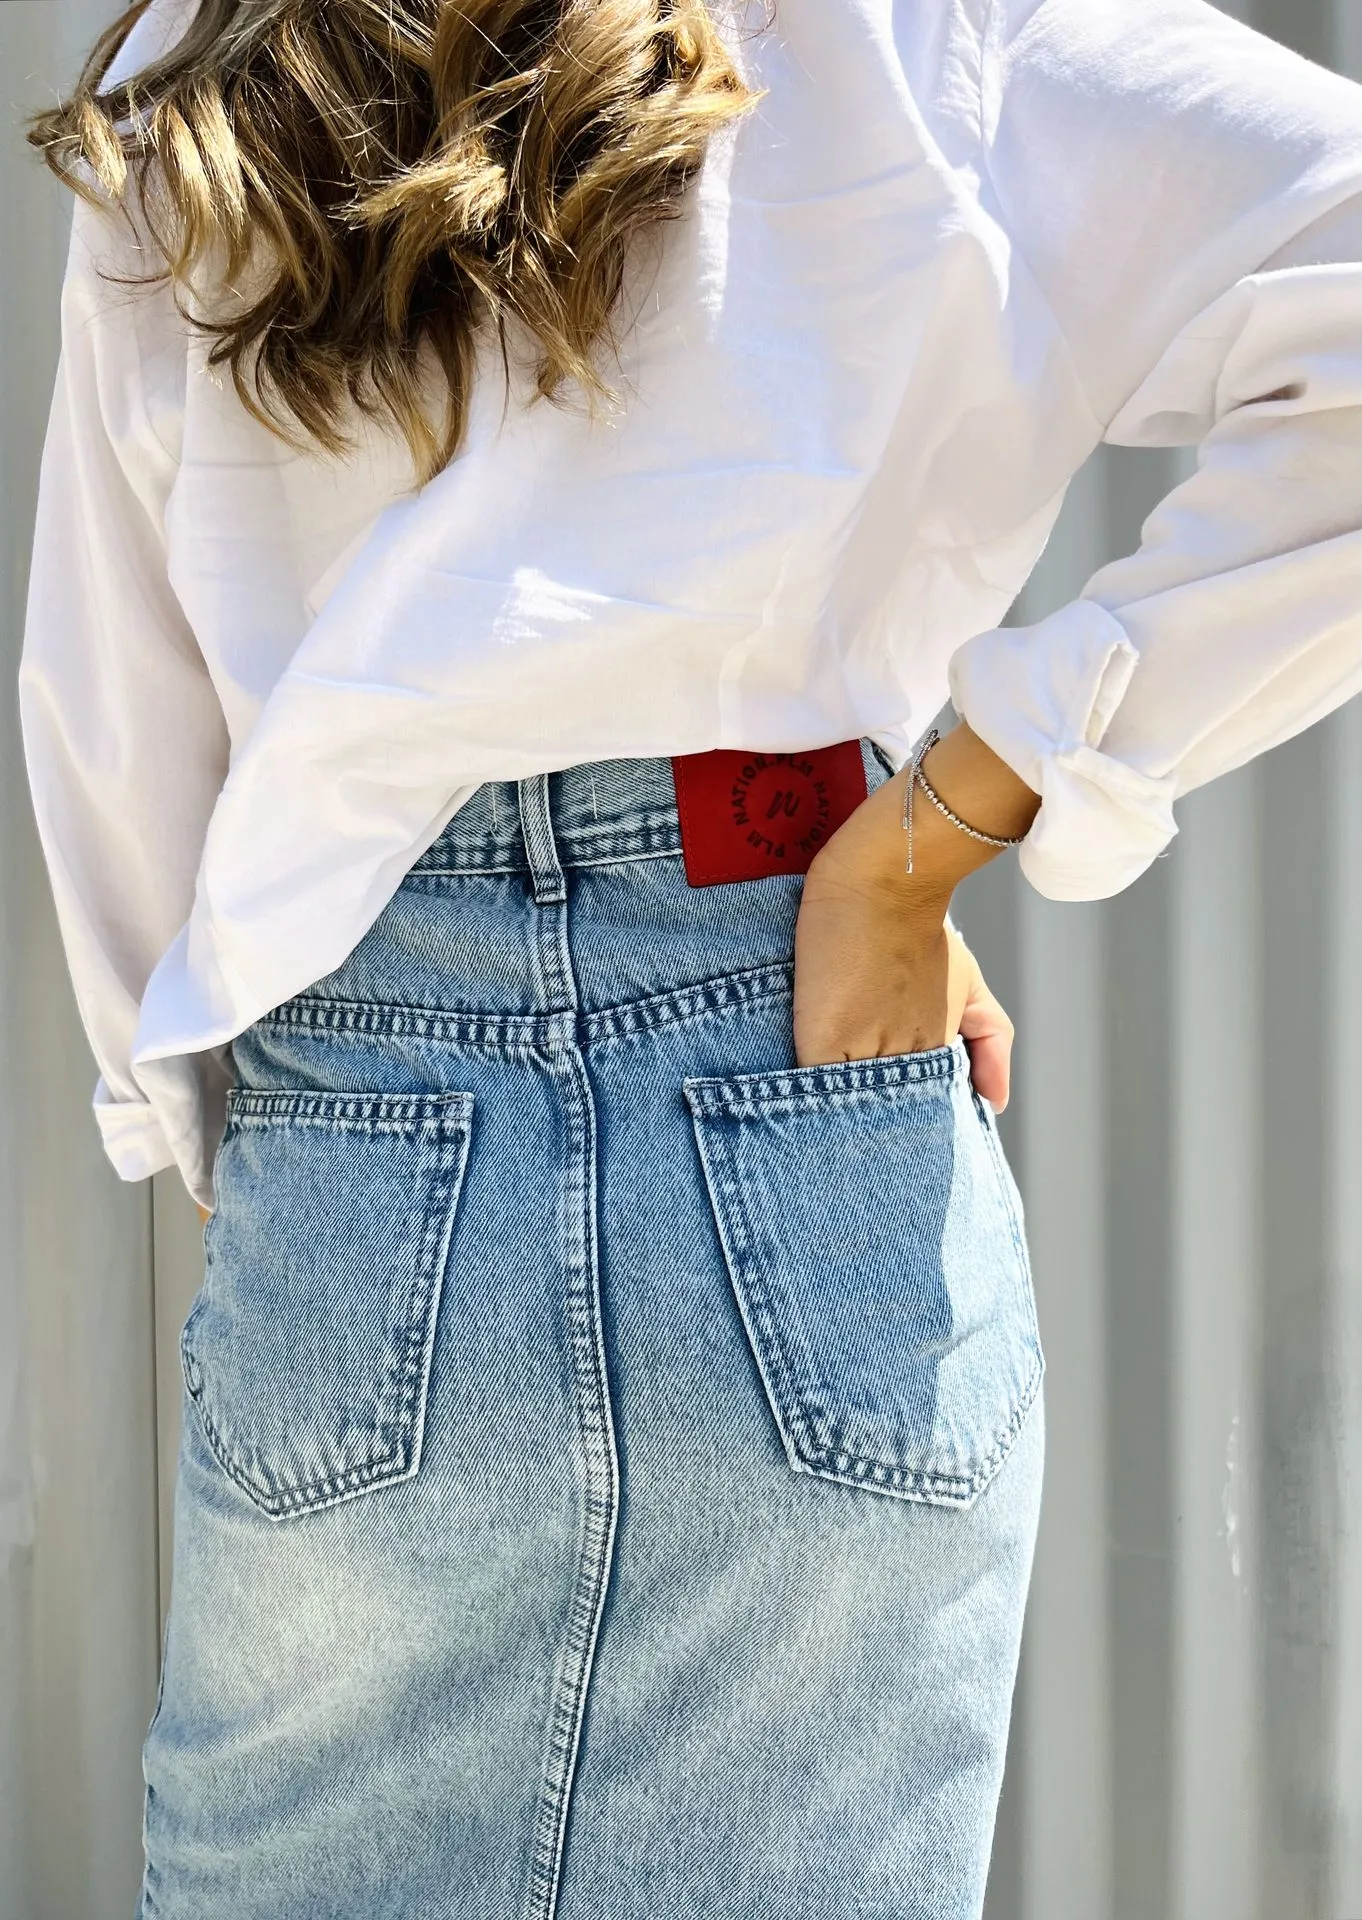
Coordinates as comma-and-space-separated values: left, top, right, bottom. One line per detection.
142, 745, 1045, 1920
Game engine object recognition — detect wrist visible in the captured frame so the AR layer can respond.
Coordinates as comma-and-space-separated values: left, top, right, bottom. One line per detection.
806, 826, 955, 929
913, 721, 1040, 847
808, 719, 1040, 917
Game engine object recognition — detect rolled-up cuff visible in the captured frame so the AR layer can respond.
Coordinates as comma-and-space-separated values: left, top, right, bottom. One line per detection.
947, 598, 1179, 901
93, 1077, 177, 1182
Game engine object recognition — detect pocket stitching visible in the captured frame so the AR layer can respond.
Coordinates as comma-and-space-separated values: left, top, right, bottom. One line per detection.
686, 1075, 1044, 1509
688, 1112, 833, 1473
971, 1092, 1044, 1356
181, 1091, 473, 1520
224, 1087, 474, 1132
684, 1043, 959, 1120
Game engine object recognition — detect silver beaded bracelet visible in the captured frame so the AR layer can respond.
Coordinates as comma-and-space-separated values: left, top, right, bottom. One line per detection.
901, 727, 1028, 875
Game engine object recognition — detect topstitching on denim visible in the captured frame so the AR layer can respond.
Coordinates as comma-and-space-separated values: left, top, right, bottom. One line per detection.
512, 772, 620, 1920
682, 1035, 1044, 1510
257, 961, 800, 1058
410, 764, 683, 878
182, 1088, 475, 1520
410, 830, 684, 878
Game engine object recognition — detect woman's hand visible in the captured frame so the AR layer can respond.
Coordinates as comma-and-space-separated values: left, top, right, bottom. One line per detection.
793, 722, 1039, 1108
197, 1204, 212, 1225
794, 880, 1016, 1104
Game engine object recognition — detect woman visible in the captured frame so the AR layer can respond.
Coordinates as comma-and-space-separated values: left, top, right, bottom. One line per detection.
20, 0, 1362, 1914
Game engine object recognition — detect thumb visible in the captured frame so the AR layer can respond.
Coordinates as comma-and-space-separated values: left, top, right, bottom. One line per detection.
957, 955, 1015, 1111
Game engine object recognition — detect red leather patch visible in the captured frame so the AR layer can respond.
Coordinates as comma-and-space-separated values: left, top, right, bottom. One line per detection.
671, 742, 869, 887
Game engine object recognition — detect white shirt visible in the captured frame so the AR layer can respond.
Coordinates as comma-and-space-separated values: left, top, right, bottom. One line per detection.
19, 0, 1362, 1208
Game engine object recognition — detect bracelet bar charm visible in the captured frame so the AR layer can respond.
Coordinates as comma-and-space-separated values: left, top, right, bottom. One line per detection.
901, 727, 1029, 875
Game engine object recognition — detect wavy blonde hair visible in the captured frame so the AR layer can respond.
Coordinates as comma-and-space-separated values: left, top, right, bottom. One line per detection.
27, 0, 756, 482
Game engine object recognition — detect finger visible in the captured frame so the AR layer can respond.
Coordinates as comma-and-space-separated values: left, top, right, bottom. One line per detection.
958, 975, 1014, 1111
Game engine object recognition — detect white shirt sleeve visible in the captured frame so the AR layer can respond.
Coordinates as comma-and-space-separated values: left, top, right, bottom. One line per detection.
19, 188, 230, 1182
948, 0, 1362, 900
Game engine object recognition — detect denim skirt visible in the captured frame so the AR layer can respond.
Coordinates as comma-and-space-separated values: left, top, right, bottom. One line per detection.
141, 745, 1045, 1920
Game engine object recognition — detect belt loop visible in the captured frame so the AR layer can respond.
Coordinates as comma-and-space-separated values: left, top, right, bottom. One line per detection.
517, 774, 567, 907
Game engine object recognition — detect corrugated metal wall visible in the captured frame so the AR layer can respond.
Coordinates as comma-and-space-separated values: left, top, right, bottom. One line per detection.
2, 3, 1358, 1915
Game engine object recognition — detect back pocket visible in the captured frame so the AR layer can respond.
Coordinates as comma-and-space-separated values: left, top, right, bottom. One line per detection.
684, 1039, 1041, 1509
182, 1088, 474, 1519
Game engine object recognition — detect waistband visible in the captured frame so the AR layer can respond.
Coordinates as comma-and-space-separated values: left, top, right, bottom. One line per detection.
410, 742, 895, 877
